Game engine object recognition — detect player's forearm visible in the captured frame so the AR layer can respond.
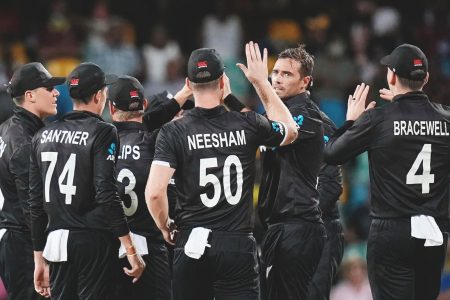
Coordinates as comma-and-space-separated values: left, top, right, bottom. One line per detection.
252, 80, 298, 143
146, 191, 169, 230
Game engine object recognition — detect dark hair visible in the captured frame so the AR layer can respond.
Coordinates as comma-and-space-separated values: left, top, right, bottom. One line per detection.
278, 44, 314, 78
72, 87, 105, 105
397, 76, 426, 90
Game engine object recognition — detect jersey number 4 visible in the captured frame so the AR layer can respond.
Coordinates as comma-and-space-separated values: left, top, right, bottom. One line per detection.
406, 144, 435, 194
199, 155, 243, 207
41, 152, 77, 204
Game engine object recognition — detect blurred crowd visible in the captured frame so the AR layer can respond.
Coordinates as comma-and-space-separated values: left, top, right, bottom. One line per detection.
0, 0, 449, 298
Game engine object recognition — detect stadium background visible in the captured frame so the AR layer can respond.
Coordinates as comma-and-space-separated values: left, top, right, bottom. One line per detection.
0, 0, 449, 298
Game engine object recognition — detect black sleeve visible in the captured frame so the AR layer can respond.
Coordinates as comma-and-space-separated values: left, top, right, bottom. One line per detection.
10, 143, 32, 230
28, 137, 48, 251
224, 94, 246, 112
143, 98, 181, 132
153, 125, 178, 169
289, 106, 323, 143
324, 111, 374, 165
318, 164, 343, 216
253, 113, 288, 147
93, 125, 129, 237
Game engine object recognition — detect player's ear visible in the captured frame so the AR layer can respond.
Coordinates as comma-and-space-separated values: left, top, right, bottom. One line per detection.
423, 72, 429, 86
388, 71, 396, 86
108, 100, 115, 115
219, 75, 224, 89
186, 77, 191, 89
142, 98, 148, 111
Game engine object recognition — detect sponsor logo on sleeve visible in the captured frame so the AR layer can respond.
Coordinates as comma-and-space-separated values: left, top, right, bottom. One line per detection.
106, 142, 116, 161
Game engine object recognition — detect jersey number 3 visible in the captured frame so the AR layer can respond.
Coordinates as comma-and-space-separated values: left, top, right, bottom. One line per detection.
406, 144, 435, 194
199, 155, 243, 207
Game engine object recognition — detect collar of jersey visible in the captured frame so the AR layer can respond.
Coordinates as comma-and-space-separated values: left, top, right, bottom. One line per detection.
187, 105, 227, 118
13, 106, 45, 131
113, 121, 145, 132
283, 91, 310, 108
393, 91, 428, 102
62, 110, 105, 122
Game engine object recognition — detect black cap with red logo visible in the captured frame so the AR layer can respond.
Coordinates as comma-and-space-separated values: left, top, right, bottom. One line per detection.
67, 62, 117, 99
380, 44, 428, 81
6, 62, 65, 97
108, 75, 145, 112
187, 48, 224, 83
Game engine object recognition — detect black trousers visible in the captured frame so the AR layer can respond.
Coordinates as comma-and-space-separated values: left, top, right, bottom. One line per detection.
368, 218, 448, 300
173, 231, 260, 300
307, 219, 344, 300
49, 230, 120, 300
261, 221, 327, 300
0, 230, 44, 300
114, 241, 171, 300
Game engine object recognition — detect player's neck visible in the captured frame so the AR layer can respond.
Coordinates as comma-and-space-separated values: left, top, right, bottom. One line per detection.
193, 92, 221, 109
73, 103, 102, 116
392, 85, 421, 97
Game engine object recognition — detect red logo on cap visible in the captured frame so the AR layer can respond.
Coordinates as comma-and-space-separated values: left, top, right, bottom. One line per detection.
129, 90, 139, 98
413, 59, 423, 67
197, 61, 208, 68
70, 78, 79, 86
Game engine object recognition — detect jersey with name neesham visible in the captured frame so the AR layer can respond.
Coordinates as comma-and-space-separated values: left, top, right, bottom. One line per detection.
324, 91, 450, 219
114, 121, 167, 241
29, 111, 129, 251
258, 93, 324, 225
153, 106, 287, 233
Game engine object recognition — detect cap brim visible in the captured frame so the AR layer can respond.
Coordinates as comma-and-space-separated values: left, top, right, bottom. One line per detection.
105, 74, 118, 85
380, 54, 392, 67
44, 77, 66, 87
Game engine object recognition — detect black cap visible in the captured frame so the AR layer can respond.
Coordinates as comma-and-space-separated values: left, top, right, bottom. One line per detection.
187, 48, 224, 83
67, 63, 117, 99
380, 44, 428, 80
108, 76, 145, 111
147, 90, 194, 112
6, 62, 66, 97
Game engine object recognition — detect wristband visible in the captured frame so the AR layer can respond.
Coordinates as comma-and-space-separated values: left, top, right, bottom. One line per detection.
224, 94, 246, 112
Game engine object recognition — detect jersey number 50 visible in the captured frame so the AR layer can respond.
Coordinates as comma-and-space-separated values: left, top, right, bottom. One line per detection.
199, 155, 243, 207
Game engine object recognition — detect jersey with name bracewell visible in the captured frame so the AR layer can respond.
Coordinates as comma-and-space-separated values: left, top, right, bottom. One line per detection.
153, 105, 287, 232
29, 111, 129, 251
324, 91, 450, 219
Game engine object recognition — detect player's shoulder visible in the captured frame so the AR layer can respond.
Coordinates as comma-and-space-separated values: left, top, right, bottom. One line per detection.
430, 102, 450, 121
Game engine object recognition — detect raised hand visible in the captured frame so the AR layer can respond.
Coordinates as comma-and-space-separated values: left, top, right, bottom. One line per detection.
346, 83, 376, 121
237, 41, 269, 85
379, 88, 394, 101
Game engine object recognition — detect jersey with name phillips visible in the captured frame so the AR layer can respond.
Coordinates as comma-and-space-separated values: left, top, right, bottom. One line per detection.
325, 92, 450, 219
29, 111, 129, 250
153, 106, 287, 232
114, 121, 172, 240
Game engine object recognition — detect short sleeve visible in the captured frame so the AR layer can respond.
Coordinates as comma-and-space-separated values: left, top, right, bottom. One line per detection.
254, 113, 288, 147
153, 124, 178, 169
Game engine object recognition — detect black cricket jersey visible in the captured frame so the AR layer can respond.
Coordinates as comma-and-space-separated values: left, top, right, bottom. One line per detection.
153, 105, 287, 233
29, 111, 129, 251
307, 100, 343, 220
0, 107, 45, 232
258, 92, 324, 225
114, 121, 164, 240
325, 91, 450, 219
